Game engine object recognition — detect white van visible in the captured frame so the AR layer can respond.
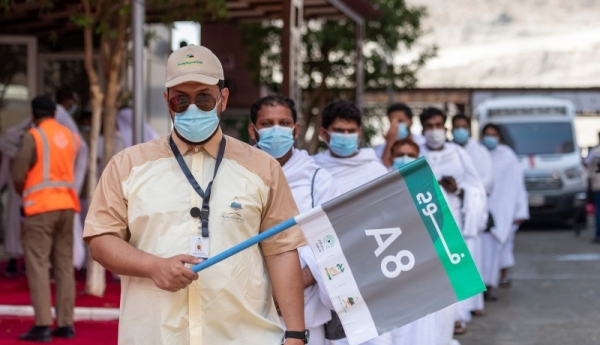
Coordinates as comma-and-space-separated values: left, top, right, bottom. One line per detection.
476, 96, 587, 226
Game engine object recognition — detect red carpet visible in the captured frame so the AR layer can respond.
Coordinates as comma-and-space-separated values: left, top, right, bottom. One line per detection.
0, 260, 120, 308
0, 316, 118, 344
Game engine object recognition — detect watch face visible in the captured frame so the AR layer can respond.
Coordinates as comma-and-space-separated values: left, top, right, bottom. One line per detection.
305, 329, 310, 343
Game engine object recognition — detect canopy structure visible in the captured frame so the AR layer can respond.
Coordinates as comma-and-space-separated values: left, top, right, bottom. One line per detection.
1, 0, 380, 143
1, 0, 378, 35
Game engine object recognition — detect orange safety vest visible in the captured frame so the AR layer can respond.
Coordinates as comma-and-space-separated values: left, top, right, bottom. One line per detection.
22, 118, 81, 216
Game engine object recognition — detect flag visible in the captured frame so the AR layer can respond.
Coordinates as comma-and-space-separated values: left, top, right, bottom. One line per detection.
296, 157, 485, 345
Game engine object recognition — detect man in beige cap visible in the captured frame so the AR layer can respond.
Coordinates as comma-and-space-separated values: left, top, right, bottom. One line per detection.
84, 45, 308, 345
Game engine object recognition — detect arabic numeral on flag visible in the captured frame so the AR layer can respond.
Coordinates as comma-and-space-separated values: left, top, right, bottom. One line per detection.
381, 250, 415, 278
416, 192, 432, 204
365, 227, 415, 278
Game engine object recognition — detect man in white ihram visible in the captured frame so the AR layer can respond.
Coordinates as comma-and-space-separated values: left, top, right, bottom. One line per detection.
55, 87, 89, 269
393, 107, 487, 345
451, 113, 493, 317
249, 94, 340, 345
312, 100, 393, 345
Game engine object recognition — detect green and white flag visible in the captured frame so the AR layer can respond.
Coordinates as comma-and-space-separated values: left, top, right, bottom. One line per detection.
296, 157, 486, 345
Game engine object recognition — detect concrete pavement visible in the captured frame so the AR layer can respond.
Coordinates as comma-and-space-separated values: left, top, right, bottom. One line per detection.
459, 225, 600, 345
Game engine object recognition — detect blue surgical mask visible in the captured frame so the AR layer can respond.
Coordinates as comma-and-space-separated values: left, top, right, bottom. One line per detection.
397, 123, 409, 140
482, 135, 499, 150
328, 132, 359, 157
392, 156, 416, 170
173, 103, 220, 143
256, 125, 295, 158
452, 128, 470, 145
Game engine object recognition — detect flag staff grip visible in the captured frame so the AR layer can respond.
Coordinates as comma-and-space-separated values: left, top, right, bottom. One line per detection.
191, 218, 298, 273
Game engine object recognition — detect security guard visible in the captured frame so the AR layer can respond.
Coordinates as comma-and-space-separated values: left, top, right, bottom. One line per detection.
12, 95, 80, 342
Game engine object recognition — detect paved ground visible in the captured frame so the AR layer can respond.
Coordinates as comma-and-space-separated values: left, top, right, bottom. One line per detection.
2, 221, 600, 345
459, 223, 600, 345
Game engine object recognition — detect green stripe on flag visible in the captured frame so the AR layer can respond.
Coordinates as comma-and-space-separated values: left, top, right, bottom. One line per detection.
399, 158, 486, 301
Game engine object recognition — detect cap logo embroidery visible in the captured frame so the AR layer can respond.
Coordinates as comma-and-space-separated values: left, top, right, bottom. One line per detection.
177, 53, 203, 67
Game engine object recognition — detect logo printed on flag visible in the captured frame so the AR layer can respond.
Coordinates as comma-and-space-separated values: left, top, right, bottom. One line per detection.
315, 234, 336, 252
189, 158, 486, 345
336, 296, 360, 312
296, 157, 486, 345
324, 264, 345, 280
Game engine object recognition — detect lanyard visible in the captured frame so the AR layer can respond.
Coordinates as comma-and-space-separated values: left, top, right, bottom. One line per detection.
169, 135, 226, 237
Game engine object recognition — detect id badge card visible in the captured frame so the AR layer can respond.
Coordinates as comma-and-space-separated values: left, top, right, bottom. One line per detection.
189, 235, 209, 259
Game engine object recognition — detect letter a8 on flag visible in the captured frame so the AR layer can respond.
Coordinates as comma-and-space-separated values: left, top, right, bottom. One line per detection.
295, 157, 485, 345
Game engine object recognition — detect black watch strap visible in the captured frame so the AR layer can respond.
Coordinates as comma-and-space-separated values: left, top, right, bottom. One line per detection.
284, 330, 309, 343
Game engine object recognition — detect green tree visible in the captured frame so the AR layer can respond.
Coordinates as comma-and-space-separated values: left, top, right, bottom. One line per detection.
73, 0, 226, 296
241, 0, 435, 152
1, 0, 227, 296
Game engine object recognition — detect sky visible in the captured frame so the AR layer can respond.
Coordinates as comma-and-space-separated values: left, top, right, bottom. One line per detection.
171, 22, 201, 51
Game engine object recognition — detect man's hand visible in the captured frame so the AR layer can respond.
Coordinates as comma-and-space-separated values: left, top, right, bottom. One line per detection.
513, 219, 524, 226
284, 338, 305, 345
385, 118, 399, 145
439, 176, 458, 194
150, 255, 201, 292
381, 118, 400, 168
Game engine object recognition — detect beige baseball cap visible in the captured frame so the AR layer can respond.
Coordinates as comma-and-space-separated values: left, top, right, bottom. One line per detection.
165, 45, 224, 88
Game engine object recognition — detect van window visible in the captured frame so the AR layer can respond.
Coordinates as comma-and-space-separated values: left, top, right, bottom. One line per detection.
499, 122, 575, 155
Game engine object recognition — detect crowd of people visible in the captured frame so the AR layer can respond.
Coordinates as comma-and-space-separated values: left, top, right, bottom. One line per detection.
0, 44, 529, 344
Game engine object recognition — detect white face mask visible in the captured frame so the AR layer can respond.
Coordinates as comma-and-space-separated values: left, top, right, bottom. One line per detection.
425, 129, 446, 149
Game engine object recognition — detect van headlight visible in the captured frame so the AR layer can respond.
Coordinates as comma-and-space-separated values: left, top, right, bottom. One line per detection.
565, 166, 582, 179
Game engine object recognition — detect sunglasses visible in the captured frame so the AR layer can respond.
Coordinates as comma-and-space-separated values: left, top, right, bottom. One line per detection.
169, 93, 221, 113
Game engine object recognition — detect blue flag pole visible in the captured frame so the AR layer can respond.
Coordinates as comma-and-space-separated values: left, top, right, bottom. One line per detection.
191, 218, 298, 273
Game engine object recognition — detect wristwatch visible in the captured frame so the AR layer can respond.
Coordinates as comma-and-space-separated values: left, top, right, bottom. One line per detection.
284, 329, 310, 344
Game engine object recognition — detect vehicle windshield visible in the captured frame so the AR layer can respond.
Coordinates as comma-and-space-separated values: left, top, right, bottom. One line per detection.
498, 122, 575, 155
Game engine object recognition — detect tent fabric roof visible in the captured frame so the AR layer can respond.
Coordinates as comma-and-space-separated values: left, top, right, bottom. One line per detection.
0, 0, 380, 39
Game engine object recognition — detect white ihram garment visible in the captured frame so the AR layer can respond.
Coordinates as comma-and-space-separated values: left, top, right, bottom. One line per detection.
116, 107, 160, 151
313, 149, 389, 195
397, 143, 486, 344
481, 144, 529, 287
281, 149, 340, 345
313, 148, 393, 345
56, 105, 88, 269
462, 139, 494, 195
460, 138, 494, 312
0, 119, 31, 258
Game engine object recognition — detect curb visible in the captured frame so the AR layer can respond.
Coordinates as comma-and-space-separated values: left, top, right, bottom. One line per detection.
0, 305, 119, 321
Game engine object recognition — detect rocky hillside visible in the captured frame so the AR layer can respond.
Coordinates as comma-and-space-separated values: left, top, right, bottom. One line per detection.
401, 0, 600, 87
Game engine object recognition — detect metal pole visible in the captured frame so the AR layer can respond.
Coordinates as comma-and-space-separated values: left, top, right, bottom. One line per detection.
192, 218, 298, 272
132, 0, 145, 144
355, 22, 365, 110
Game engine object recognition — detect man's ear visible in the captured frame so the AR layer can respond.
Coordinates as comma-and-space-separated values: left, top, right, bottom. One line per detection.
219, 88, 230, 113
248, 123, 258, 143
293, 123, 300, 141
164, 90, 174, 120
318, 128, 329, 143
